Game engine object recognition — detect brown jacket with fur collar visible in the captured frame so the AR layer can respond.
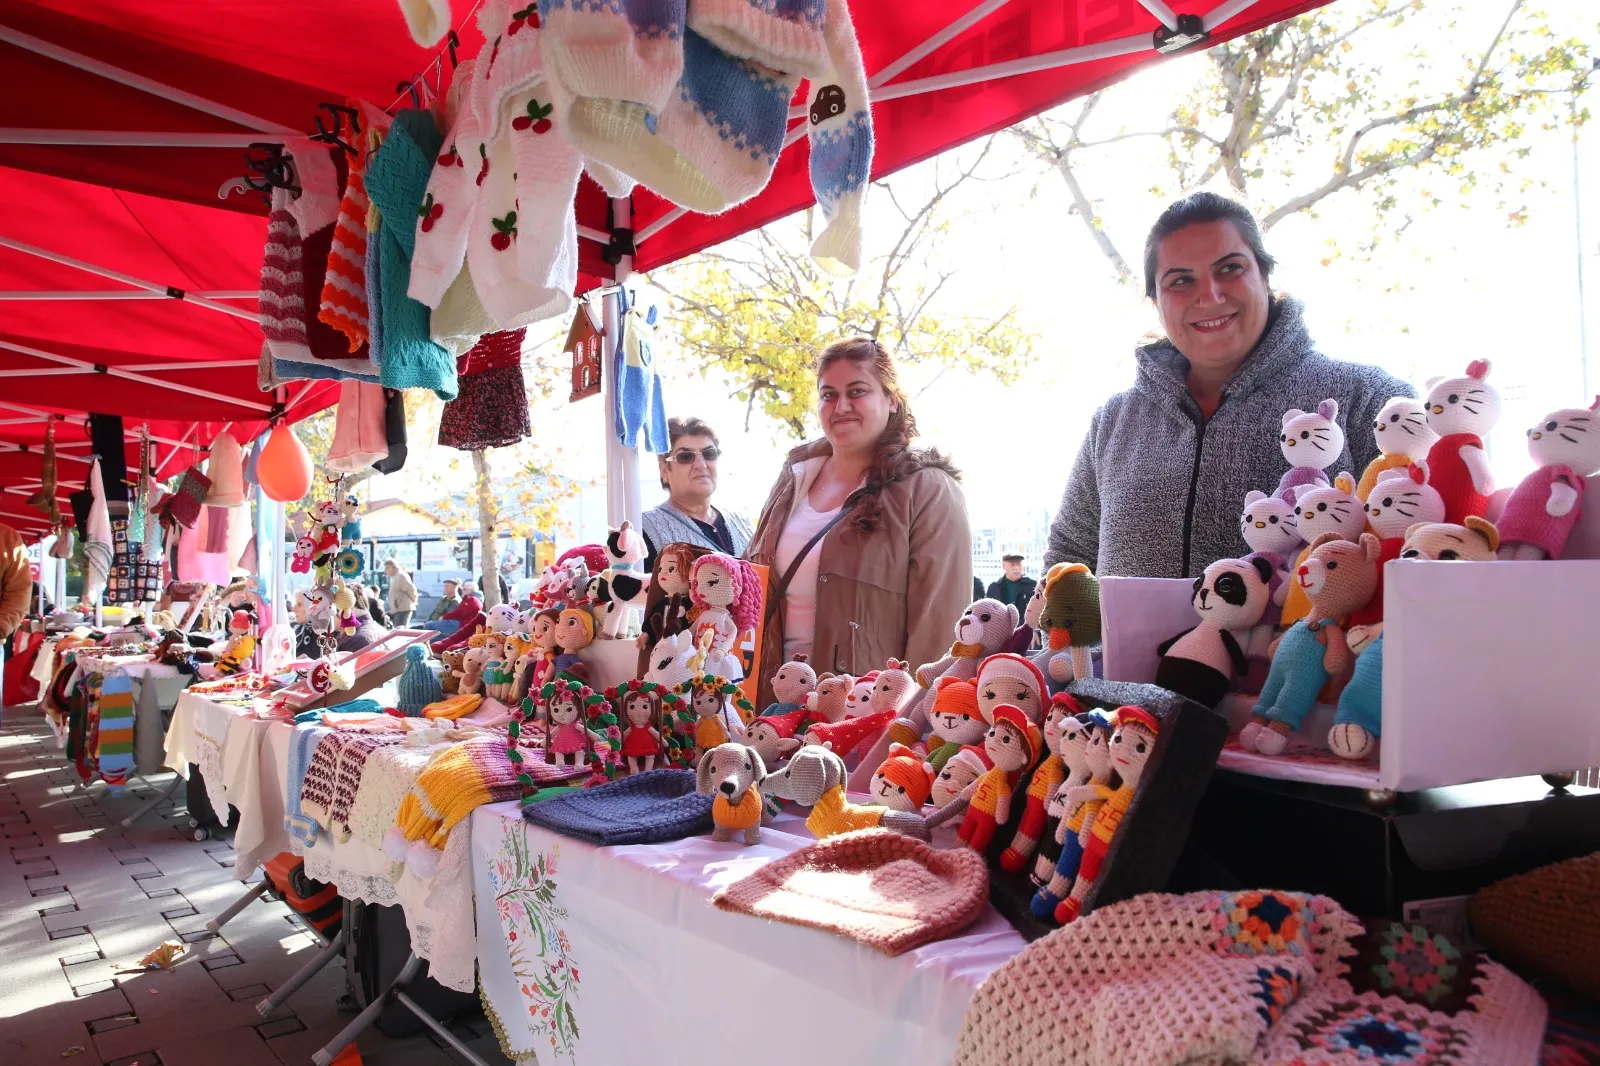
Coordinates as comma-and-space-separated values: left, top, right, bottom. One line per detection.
745, 440, 972, 708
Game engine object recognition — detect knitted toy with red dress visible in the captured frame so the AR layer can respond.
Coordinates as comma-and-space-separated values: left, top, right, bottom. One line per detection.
760, 653, 817, 716
953, 704, 1042, 853
1356, 396, 1438, 501
1053, 705, 1160, 924
999, 692, 1083, 875
610, 679, 668, 773
1497, 396, 1600, 560
688, 553, 762, 680
1423, 358, 1501, 524
1031, 564, 1102, 686
1273, 398, 1344, 502
899, 598, 1018, 733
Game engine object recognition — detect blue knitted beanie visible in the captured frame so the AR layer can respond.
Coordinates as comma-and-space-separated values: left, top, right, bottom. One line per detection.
523, 768, 713, 845
397, 644, 443, 716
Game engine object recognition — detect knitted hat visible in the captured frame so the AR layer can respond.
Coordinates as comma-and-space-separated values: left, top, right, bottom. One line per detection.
990, 704, 1042, 765
761, 708, 808, 740
397, 645, 444, 717
874, 743, 933, 809
976, 653, 1049, 724
930, 676, 981, 722
204, 432, 247, 506
713, 828, 988, 956
522, 768, 713, 845
804, 709, 895, 757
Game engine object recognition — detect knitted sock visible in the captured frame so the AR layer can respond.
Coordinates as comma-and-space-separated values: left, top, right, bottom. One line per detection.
94, 673, 135, 792
806, 0, 872, 276
688, 0, 828, 76
540, 0, 686, 117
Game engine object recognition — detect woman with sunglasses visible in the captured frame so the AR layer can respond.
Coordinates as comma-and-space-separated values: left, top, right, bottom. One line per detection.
746, 338, 972, 708
639, 417, 754, 575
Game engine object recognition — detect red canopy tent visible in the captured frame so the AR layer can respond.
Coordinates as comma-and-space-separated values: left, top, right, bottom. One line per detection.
0, 0, 1332, 539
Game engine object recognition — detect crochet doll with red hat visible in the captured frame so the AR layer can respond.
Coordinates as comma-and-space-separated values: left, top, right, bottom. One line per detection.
760, 653, 818, 717
955, 704, 1042, 853
1031, 709, 1115, 920
1054, 706, 1160, 924
1423, 358, 1502, 524
900, 598, 1019, 732
999, 692, 1080, 875
868, 743, 934, 812
911, 677, 987, 773
743, 709, 806, 770
975, 652, 1049, 726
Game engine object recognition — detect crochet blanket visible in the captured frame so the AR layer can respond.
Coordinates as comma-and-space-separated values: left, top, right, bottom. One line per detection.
955, 889, 1547, 1066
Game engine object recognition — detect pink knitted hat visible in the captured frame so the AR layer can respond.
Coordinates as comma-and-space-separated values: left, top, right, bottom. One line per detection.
714, 828, 989, 956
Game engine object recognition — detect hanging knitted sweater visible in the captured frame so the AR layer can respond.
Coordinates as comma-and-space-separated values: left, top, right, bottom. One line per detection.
365, 108, 457, 400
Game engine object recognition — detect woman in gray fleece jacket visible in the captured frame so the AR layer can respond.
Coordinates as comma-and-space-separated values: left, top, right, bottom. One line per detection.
1046, 193, 1413, 579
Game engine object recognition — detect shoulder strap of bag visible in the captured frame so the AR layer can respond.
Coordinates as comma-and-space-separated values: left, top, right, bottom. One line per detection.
762, 502, 854, 628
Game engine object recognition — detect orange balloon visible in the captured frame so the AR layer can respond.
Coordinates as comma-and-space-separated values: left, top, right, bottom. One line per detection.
257, 424, 313, 502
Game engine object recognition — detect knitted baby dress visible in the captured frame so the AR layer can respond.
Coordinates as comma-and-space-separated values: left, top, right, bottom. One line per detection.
437, 329, 530, 451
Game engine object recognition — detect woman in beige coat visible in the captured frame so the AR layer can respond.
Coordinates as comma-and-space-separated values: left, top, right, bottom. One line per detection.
746, 338, 972, 709
383, 559, 418, 628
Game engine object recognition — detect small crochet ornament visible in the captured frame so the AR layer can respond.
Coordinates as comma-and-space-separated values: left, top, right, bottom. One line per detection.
697, 742, 768, 845
955, 704, 1042, 853
1273, 398, 1344, 502
1423, 358, 1501, 524
1243, 533, 1382, 757
1357, 396, 1438, 500
1052, 706, 1159, 924
1031, 564, 1102, 686
867, 742, 933, 812
759, 653, 817, 716
1496, 396, 1600, 560
900, 598, 1018, 731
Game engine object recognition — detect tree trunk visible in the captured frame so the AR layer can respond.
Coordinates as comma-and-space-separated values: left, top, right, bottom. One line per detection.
472, 449, 501, 609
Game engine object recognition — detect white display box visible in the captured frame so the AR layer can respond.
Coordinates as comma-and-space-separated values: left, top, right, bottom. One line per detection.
1098, 561, 1600, 793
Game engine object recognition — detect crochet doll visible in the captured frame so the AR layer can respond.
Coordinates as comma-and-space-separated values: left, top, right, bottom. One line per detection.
458, 646, 489, 696
1238, 489, 1301, 666
679, 675, 755, 757
1053, 706, 1159, 924
760, 653, 818, 716
1346, 464, 1445, 632
1274, 398, 1344, 501
1031, 703, 1102, 891
1003, 581, 1047, 655
843, 671, 880, 715
540, 679, 592, 768
900, 598, 1019, 730
1031, 563, 1102, 685
1357, 397, 1439, 501
1241, 532, 1382, 757
596, 520, 650, 639
911, 676, 987, 772
1497, 397, 1600, 560
698, 743, 768, 846
439, 648, 466, 694
1277, 474, 1365, 630
688, 553, 762, 681
640, 542, 695, 649
483, 657, 518, 703
1423, 358, 1501, 524
999, 692, 1082, 874
867, 743, 934, 812
1332, 517, 1501, 760
743, 710, 805, 770
931, 745, 991, 808
617, 683, 665, 773
198, 609, 257, 679
291, 534, 318, 574
552, 607, 593, 681
1155, 556, 1275, 709
955, 705, 1042, 853
974, 652, 1050, 725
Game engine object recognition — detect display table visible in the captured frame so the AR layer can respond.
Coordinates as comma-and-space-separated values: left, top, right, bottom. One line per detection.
74, 651, 189, 776
471, 802, 1026, 1066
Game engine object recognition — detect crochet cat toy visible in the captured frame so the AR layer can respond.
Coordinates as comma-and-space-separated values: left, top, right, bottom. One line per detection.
954, 705, 1043, 853
1346, 464, 1445, 632
1030, 703, 1105, 895
1155, 556, 1275, 709
595, 520, 650, 639
1332, 517, 1502, 761
616, 681, 666, 773
931, 745, 991, 808
743, 710, 805, 769
540, 678, 594, 768
1239, 490, 1301, 662
760, 653, 818, 716
642, 628, 703, 690
1052, 706, 1159, 924
867, 743, 934, 812
640, 542, 695, 648
1032, 563, 1102, 685
760, 744, 930, 841
1357, 397, 1439, 501
688, 553, 762, 681
1242, 532, 1382, 757
1423, 358, 1501, 524
1274, 398, 1344, 501
697, 743, 768, 846
1277, 474, 1365, 629
999, 692, 1082, 874
900, 598, 1019, 730
1497, 398, 1600, 560
486, 603, 520, 635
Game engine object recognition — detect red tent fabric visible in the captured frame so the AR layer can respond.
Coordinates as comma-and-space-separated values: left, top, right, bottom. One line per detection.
0, 0, 1332, 536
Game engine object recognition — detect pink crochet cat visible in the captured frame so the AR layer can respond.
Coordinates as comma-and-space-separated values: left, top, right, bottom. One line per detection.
1497, 397, 1600, 560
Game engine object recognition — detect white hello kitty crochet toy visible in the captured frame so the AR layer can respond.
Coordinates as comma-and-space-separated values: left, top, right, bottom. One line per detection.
1346, 464, 1446, 637
1497, 398, 1600, 560
1358, 397, 1439, 501
1423, 359, 1501, 524
1238, 489, 1301, 659
485, 603, 520, 635
1279, 473, 1366, 630
1274, 399, 1345, 501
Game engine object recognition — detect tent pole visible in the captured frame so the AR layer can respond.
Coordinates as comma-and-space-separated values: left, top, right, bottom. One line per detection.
0, 338, 273, 413
635, 206, 688, 246
869, 0, 1017, 88
0, 129, 309, 148
599, 197, 643, 530
0, 22, 296, 134
1203, 0, 1265, 31
0, 290, 257, 301
1133, 0, 1181, 30
0, 237, 261, 322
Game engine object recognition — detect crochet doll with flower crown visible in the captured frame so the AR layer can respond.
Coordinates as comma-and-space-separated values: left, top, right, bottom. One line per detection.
671, 674, 756, 759
1497, 397, 1600, 560
1032, 709, 1114, 920
540, 678, 592, 768
1053, 706, 1160, 924
688, 553, 762, 681
614, 680, 667, 773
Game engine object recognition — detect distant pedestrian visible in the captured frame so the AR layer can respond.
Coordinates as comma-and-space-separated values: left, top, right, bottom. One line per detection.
384, 559, 417, 628
986, 553, 1037, 612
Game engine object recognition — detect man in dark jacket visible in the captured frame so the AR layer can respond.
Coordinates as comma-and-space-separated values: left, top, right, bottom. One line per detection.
985, 554, 1036, 612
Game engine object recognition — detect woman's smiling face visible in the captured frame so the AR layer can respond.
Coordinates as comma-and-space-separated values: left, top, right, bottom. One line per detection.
817, 357, 894, 456
1154, 219, 1271, 378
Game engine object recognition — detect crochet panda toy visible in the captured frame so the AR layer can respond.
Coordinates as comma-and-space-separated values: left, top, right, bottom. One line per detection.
1154, 556, 1276, 709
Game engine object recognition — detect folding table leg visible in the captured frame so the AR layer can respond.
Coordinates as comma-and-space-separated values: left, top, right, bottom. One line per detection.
391, 988, 499, 1066
205, 879, 269, 934
309, 952, 424, 1066
118, 772, 183, 828
256, 927, 346, 1019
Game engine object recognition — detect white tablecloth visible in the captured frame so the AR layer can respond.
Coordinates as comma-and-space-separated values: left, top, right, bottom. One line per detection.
471, 803, 1026, 1066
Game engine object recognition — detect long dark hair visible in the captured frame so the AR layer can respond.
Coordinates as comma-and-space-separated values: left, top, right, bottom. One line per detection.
1142, 191, 1276, 300
815, 338, 959, 532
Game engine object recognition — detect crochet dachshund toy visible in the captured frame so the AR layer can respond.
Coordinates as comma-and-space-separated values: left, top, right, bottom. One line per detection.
697, 743, 768, 846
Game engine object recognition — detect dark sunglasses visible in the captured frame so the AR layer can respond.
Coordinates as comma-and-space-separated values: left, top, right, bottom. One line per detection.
667, 446, 720, 464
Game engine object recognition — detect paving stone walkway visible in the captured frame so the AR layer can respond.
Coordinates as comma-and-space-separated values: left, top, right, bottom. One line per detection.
0, 703, 511, 1066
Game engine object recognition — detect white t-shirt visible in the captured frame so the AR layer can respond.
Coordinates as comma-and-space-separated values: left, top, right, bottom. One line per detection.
773, 492, 844, 665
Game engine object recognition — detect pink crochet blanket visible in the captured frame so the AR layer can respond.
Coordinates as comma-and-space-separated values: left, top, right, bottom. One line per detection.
956, 889, 1546, 1066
